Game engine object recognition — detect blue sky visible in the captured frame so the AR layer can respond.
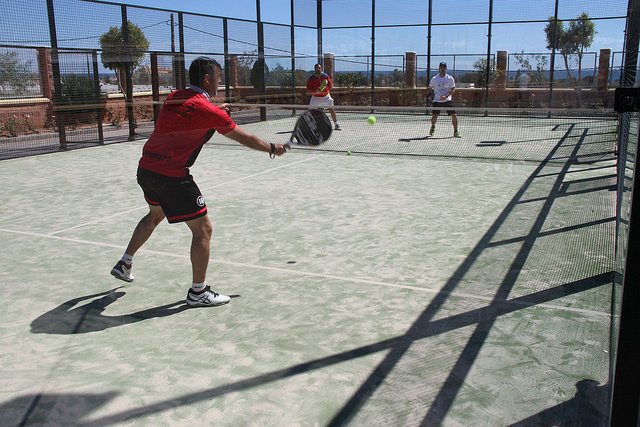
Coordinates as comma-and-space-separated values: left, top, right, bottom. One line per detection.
0, 0, 630, 74
111, 0, 632, 72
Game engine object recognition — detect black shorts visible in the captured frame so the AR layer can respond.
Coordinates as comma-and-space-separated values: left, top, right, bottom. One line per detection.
432, 101, 456, 116
137, 167, 207, 224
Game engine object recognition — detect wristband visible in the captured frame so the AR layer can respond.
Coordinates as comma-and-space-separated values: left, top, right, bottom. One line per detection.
270, 143, 275, 153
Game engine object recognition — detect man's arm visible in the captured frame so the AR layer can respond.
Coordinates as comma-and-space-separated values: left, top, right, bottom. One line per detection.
223, 127, 287, 156
306, 77, 315, 95
324, 75, 332, 92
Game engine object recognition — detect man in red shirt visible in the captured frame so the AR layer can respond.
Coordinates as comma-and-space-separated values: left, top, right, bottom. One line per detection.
306, 63, 341, 130
111, 57, 287, 307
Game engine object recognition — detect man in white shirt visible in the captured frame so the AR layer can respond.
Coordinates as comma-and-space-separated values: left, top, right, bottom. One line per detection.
429, 62, 460, 138
517, 71, 531, 106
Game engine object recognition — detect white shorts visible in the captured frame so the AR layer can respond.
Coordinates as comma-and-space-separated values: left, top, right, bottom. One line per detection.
309, 94, 335, 107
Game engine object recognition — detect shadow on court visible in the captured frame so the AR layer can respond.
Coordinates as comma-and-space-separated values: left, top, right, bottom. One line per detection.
14, 273, 612, 425
512, 380, 610, 426
30, 288, 189, 334
326, 122, 615, 425
1, 391, 119, 427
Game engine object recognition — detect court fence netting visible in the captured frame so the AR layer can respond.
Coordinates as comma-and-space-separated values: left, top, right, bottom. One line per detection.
211, 104, 620, 165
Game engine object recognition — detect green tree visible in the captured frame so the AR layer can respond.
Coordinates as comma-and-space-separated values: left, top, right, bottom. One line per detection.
544, 13, 596, 86
236, 51, 256, 86
99, 21, 149, 95
266, 63, 294, 89
250, 58, 269, 90
59, 74, 95, 114
513, 51, 548, 84
334, 72, 368, 88
0, 51, 32, 97
570, 13, 597, 81
390, 69, 404, 87
472, 57, 503, 88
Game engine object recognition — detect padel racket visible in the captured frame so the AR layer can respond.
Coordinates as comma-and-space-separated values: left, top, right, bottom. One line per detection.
318, 80, 328, 91
426, 91, 435, 107
272, 109, 332, 157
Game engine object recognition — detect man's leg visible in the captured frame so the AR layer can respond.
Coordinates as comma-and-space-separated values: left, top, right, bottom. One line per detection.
125, 205, 165, 256
430, 111, 439, 136
451, 114, 461, 137
112, 204, 165, 282
185, 214, 213, 284
329, 106, 339, 123
184, 215, 230, 306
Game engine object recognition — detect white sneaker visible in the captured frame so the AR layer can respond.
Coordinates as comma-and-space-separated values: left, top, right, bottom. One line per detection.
111, 260, 134, 282
186, 286, 231, 307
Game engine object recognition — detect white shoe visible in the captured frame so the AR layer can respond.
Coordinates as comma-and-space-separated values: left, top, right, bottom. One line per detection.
111, 260, 134, 282
186, 286, 230, 307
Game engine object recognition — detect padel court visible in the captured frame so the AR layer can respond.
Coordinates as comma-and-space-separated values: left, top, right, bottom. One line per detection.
0, 112, 617, 425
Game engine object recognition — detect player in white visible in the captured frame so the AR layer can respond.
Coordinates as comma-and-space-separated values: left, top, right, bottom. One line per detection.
429, 62, 460, 138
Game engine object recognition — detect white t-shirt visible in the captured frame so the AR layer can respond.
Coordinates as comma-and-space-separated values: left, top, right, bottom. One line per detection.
517, 73, 530, 88
429, 73, 456, 103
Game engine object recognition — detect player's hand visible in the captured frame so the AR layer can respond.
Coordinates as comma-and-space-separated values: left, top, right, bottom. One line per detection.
218, 103, 231, 113
271, 143, 288, 157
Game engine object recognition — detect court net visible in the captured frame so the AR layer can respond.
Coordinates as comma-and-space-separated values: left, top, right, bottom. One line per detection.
218, 104, 619, 164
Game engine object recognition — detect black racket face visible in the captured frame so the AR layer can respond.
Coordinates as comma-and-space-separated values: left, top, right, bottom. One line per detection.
292, 109, 332, 146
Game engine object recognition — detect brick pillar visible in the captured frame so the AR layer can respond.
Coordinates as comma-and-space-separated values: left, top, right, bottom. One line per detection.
405, 51, 417, 89
37, 48, 53, 100
597, 49, 612, 107
228, 55, 238, 88
496, 50, 508, 88
323, 53, 334, 81
597, 49, 611, 92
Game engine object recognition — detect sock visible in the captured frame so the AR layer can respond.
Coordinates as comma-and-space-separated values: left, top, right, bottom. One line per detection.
121, 254, 133, 265
191, 281, 207, 293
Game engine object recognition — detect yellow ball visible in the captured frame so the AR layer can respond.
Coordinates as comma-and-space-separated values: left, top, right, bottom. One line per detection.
347, 151, 351, 155
367, 116, 376, 125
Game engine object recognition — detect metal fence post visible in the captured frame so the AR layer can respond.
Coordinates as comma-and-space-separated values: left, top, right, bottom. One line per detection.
485, 0, 493, 108
256, 0, 266, 121
92, 51, 104, 145
121, 5, 136, 141
548, 0, 559, 108
371, 0, 376, 106
45, 0, 67, 151
150, 52, 160, 123
223, 18, 230, 102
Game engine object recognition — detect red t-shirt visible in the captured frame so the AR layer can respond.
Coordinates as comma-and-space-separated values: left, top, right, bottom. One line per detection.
139, 88, 236, 177
306, 73, 332, 97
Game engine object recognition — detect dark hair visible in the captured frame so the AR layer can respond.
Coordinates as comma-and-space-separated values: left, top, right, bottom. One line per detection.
189, 57, 222, 87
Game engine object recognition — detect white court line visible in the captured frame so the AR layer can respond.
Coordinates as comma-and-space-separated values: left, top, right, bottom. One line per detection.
48, 207, 145, 236
200, 150, 332, 192
46, 151, 330, 236
0, 227, 610, 318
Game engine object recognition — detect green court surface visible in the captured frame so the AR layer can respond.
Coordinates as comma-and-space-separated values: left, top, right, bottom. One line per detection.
0, 114, 616, 425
